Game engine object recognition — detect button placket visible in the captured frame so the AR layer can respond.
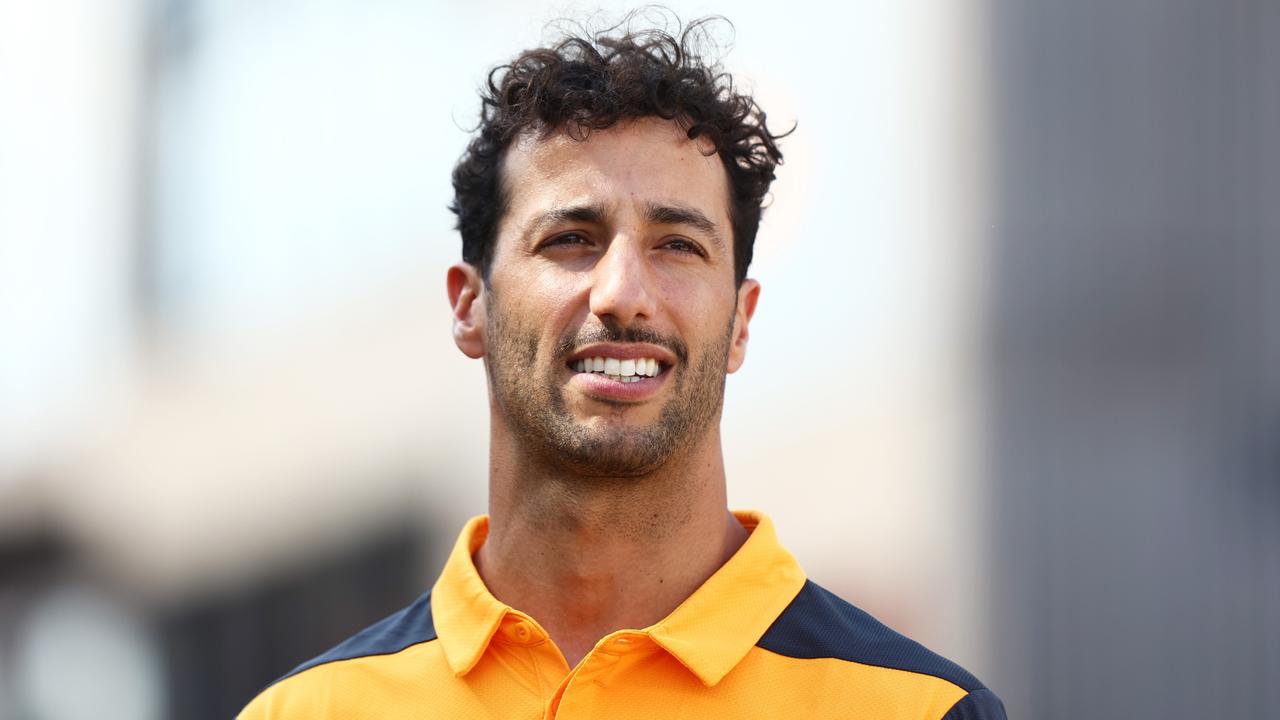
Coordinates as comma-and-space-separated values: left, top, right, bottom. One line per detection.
587, 633, 645, 687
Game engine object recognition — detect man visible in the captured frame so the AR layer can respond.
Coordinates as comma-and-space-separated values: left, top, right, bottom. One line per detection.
240, 16, 1005, 720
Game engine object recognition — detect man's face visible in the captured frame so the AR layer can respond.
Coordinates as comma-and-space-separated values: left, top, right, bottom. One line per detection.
452, 117, 759, 477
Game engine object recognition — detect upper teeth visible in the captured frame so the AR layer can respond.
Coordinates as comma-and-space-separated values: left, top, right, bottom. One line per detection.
573, 357, 661, 378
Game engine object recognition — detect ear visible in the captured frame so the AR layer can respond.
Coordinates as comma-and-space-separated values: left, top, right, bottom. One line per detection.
726, 278, 760, 374
447, 262, 486, 359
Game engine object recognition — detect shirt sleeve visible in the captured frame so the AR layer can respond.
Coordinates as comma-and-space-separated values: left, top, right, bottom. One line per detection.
940, 687, 1007, 720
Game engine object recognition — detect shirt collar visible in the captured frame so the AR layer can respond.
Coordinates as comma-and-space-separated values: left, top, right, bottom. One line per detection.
431, 510, 806, 686
431, 515, 509, 677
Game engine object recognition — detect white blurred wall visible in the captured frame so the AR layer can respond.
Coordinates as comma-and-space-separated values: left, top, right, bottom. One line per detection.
0, 0, 141, 498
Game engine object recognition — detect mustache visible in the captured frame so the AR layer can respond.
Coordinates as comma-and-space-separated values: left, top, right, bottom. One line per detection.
556, 322, 689, 365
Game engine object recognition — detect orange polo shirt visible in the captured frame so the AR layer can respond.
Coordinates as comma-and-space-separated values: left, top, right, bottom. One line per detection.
239, 511, 1004, 719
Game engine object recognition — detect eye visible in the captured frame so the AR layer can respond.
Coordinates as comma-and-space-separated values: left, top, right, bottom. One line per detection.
661, 237, 707, 257
539, 232, 591, 250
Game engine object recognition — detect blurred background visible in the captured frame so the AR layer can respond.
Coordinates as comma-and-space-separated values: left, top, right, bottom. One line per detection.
1, 0, 1276, 718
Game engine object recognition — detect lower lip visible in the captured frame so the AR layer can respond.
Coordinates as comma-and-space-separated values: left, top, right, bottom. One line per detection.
567, 369, 669, 401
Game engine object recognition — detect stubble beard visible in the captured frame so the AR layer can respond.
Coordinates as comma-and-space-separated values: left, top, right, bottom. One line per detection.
484, 286, 735, 478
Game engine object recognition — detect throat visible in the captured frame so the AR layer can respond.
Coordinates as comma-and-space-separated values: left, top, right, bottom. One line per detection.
476, 505, 749, 664
480, 426, 740, 661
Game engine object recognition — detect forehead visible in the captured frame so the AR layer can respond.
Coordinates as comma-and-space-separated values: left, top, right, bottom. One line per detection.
498, 117, 731, 235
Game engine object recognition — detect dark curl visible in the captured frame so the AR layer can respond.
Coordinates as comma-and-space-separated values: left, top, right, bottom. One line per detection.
449, 12, 790, 286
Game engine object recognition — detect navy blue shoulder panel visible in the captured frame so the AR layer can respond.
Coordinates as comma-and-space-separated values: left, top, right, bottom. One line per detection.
941, 688, 1007, 720
274, 590, 437, 685
756, 580, 985, 693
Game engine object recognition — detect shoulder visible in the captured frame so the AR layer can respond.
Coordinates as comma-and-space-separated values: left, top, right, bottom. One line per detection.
758, 580, 980, 689
237, 590, 439, 719
280, 589, 438, 681
755, 580, 1006, 720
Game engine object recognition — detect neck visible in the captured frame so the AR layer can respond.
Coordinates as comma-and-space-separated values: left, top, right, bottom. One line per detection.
475, 424, 749, 668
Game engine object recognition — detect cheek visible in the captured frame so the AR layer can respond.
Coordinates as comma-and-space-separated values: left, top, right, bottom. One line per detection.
535, 261, 601, 314
530, 270, 579, 309
491, 269, 587, 360
659, 278, 734, 335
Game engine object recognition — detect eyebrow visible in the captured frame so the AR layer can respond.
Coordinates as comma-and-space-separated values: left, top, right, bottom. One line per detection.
524, 203, 610, 245
541, 203, 610, 228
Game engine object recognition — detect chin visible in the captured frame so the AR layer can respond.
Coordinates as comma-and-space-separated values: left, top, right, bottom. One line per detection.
542, 428, 679, 479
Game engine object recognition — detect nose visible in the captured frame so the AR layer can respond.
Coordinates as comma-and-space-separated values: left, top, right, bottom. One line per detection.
588, 236, 658, 327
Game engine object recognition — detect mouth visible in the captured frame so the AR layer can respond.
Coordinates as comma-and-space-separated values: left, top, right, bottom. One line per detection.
567, 355, 668, 384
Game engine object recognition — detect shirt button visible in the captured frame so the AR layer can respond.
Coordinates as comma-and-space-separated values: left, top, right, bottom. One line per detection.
500, 616, 541, 645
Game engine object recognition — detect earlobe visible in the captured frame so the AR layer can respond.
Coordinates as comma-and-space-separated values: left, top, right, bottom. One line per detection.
447, 263, 486, 359
726, 279, 760, 374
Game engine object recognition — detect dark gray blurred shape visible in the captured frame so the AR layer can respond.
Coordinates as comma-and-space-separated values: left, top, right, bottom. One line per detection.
986, 1, 1280, 718
161, 526, 427, 720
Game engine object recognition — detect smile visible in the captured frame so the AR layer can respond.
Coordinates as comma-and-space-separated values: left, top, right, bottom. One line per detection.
570, 356, 664, 384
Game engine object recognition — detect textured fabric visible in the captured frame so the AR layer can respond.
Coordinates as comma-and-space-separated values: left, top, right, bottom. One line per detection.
758, 581, 982, 690
940, 688, 1008, 720
239, 511, 1005, 719
274, 590, 437, 681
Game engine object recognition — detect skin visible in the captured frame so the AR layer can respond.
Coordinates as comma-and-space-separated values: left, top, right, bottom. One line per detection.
447, 117, 761, 668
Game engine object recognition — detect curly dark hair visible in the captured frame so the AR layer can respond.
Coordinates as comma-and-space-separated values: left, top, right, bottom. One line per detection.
449, 13, 789, 286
